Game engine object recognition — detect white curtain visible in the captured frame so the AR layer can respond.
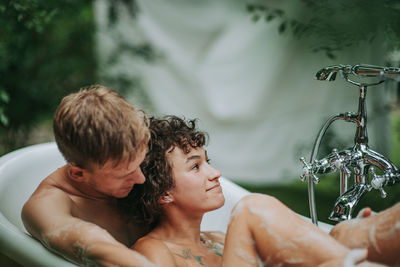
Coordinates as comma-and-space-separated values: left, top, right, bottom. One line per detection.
95, 0, 390, 185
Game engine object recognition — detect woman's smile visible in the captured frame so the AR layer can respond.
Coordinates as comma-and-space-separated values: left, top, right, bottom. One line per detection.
206, 183, 221, 192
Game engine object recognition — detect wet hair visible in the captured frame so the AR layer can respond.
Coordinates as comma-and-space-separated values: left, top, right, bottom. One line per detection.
119, 115, 207, 228
53, 84, 150, 169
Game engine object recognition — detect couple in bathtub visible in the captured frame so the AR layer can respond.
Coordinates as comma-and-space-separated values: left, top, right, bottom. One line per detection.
22, 85, 399, 266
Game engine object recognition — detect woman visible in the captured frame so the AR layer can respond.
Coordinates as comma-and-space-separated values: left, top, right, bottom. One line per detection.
120, 116, 398, 266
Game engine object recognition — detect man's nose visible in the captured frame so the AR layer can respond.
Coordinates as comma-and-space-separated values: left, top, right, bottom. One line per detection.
135, 168, 146, 184
128, 168, 146, 184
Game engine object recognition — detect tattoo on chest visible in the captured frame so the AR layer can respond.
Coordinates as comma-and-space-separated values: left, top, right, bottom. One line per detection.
173, 234, 224, 266
200, 233, 224, 257
207, 242, 223, 257
176, 249, 206, 266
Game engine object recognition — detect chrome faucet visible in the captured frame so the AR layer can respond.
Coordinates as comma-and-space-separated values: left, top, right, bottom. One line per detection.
300, 64, 400, 225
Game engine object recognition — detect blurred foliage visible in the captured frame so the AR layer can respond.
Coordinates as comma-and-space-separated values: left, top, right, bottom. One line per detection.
247, 0, 400, 59
107, 0, 139, 26
98, 0, 160, 110
99, 0, 159, 94
100, 40, 161, 98
0, 0, 97, 154
0, 0, 160, 155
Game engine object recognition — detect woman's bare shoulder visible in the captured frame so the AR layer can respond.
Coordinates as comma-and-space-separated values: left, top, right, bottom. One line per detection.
133, 235, 169, 250
133, 235, 178, 267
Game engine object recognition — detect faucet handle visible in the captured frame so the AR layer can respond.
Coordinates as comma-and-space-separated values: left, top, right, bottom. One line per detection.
299, 157, 310, 182
300, 157, 320, 184
369, 167, 388, 198
331, 148, 351, 175
379, 188, 387, 198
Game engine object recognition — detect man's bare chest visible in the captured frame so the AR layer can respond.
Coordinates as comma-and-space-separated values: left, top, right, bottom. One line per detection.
71, 200, 135, 245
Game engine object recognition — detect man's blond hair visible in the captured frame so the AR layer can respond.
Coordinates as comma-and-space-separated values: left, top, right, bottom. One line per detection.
53, 84, 150, 169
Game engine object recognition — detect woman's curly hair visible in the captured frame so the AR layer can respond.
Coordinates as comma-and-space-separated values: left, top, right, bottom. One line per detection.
119, 115, 207, 229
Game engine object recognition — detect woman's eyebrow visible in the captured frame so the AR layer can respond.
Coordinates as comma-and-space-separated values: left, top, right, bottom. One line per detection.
186, 155, 201, 163
186, 150, 207, 163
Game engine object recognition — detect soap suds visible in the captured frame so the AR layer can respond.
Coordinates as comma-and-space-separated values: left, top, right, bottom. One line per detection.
342, 249, 367, 267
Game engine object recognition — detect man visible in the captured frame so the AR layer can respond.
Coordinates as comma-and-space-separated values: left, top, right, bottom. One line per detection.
22, 85, 156, 266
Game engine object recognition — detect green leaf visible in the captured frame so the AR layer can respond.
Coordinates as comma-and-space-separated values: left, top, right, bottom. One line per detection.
0, 113, 8, 127
265, 14, 275, 22
246, 4, 255, 12
326, 51, 336, 60
252, 14, 261, 22
274, 9, 284, 17
0, 90, 9, 103
278, 21, 287, 34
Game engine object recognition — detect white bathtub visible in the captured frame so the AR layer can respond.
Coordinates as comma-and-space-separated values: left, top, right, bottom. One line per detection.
0, 142, 332, 266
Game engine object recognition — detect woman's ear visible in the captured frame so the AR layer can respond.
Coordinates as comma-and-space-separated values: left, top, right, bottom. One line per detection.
159, 193, 174, 204
67, 164, 85, 182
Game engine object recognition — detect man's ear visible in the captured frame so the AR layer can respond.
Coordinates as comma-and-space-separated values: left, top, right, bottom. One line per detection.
159, 192, 174, 204
68, 164, 86, 182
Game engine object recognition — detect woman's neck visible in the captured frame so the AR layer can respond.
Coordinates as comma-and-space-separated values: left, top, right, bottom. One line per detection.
150, 209, 204, 246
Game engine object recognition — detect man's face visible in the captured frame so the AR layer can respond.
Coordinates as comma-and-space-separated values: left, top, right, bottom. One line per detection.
167, 146, 225, 213
86, 148, 147, 198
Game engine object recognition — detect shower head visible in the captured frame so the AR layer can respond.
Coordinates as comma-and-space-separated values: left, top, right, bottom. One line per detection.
315, 64, 400, 82
315, 65, 351, 81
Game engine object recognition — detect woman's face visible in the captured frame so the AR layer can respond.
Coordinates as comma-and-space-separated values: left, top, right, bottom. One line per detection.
166, 146, 225, 213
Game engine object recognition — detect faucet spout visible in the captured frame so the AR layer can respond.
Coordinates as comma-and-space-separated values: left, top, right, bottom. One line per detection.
329, 184, 370, 221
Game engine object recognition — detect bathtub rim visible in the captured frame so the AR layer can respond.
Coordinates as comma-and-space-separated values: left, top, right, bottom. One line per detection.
0, 142, 78, 266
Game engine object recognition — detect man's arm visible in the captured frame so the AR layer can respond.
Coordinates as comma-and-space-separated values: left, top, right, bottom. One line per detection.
22, 189, 156, 267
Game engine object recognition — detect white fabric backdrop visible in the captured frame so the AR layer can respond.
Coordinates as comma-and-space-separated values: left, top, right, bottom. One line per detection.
95, 0, 390, 185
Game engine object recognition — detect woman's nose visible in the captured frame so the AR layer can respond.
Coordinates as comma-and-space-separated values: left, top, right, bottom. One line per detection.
208, 165, 221, 181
